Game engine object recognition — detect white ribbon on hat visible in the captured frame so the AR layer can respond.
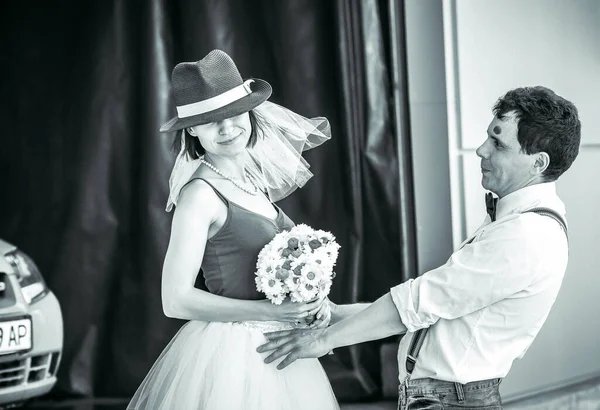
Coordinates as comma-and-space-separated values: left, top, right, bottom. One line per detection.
176, 79, 255, 118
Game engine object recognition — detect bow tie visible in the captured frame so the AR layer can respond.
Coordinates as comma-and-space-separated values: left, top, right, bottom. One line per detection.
485, 192, 498, 222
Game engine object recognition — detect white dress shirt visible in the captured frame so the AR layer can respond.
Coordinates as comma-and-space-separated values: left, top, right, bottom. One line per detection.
391, 182, 569, 384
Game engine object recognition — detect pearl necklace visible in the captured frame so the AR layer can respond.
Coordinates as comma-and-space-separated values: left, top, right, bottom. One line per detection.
199, 157, 258, 195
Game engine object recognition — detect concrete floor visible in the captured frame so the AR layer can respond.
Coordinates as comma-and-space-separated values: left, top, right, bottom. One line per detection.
341, 402, 396, 410
337, 380, 600, 410
23, 379, 600, 409
504, 380, 600, 410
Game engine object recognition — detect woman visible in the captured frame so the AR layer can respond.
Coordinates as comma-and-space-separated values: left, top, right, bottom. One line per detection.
127, 50, 339, 409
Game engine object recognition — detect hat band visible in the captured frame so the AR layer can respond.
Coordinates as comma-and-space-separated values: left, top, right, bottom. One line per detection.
176, 79, 255, 118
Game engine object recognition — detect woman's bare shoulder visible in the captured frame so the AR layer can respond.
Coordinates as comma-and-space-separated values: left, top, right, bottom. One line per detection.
176, 178, 222, 217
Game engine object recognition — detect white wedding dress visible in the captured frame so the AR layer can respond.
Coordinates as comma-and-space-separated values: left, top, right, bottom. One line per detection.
128, 180, 339, 409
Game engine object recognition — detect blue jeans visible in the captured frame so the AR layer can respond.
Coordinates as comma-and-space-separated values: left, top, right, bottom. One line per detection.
398, 377, 503, 409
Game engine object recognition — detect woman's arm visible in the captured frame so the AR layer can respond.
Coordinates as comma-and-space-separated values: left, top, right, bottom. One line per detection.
161, 180, 321, 323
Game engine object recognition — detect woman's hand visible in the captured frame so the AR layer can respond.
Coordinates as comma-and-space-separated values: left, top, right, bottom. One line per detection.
308, 298, 335, 329
261, 296, 326, 324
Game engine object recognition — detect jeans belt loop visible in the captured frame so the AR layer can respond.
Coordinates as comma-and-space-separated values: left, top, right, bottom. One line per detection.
399, 374, 410, 408
454, 382, 465, 403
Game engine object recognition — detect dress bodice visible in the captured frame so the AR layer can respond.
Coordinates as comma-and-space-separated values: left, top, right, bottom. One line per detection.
194, 178, 295, 300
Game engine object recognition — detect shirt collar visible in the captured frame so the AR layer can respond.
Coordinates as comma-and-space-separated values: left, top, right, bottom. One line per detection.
495, 182, 564, 220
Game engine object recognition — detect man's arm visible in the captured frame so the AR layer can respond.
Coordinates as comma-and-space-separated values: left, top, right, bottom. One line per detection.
258, 293, 406, 369
330, 302, 371, 325
259, 215, 565, 369
326, 293, 406, 348
390, 216, 566, 332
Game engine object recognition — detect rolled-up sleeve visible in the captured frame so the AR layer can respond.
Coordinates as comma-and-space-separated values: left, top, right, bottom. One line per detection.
390, 215, 565, 333
390, 278, 438, 332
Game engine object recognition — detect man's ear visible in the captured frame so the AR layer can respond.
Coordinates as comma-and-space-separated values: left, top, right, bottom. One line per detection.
531, 152, 550, 175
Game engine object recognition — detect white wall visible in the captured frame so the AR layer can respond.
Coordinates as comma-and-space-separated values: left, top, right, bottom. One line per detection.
405, 0, 453, 274
442, 0, 600, 400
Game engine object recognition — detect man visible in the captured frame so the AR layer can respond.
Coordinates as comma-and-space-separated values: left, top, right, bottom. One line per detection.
257, 86, 581, 409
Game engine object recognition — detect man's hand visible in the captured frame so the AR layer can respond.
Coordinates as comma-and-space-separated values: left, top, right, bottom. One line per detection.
256, 328, 331, 369
258, 293, 407, 370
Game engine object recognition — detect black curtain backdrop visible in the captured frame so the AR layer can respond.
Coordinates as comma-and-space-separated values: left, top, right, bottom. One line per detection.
0, 0, 416, 402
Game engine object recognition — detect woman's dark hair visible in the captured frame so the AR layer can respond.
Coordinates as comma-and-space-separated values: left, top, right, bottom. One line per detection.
172, 110, 261, 159
493, 86, 581, 181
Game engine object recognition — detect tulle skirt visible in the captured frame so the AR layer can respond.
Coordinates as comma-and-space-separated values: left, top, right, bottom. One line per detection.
128, 320, 340, 410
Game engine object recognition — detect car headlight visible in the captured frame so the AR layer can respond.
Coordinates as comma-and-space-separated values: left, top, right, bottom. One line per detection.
4, 250, 49, 304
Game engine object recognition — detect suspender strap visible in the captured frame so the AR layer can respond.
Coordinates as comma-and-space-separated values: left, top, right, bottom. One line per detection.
524, 207, 568, 241
405, 328, 427, 375
403, 207, 568, 377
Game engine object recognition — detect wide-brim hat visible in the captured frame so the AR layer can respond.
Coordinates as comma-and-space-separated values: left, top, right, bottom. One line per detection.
159, 49, 272, 133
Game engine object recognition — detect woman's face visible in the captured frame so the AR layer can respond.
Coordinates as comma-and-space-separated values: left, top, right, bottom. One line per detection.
189, 112, 252, 157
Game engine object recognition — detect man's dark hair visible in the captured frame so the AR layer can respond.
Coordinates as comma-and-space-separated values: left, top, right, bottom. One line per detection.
493, 86, 581, 181
172, 110, 260, 159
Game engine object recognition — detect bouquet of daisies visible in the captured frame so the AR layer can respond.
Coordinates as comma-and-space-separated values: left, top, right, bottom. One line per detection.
255, 224, 340, 305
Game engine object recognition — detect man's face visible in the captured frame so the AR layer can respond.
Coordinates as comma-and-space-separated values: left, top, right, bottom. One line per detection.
476, 112, 538, 198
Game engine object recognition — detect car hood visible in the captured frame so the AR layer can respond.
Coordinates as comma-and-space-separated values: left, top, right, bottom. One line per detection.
0, 239, 17, 257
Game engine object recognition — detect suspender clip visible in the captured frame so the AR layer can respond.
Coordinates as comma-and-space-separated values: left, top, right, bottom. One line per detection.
405, 354, 417, 373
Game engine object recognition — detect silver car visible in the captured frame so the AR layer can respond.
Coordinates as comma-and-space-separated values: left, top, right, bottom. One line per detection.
0, 239, 63, 406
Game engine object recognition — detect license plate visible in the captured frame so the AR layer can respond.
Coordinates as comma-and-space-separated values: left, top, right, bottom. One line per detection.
0, 318, 32, 354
